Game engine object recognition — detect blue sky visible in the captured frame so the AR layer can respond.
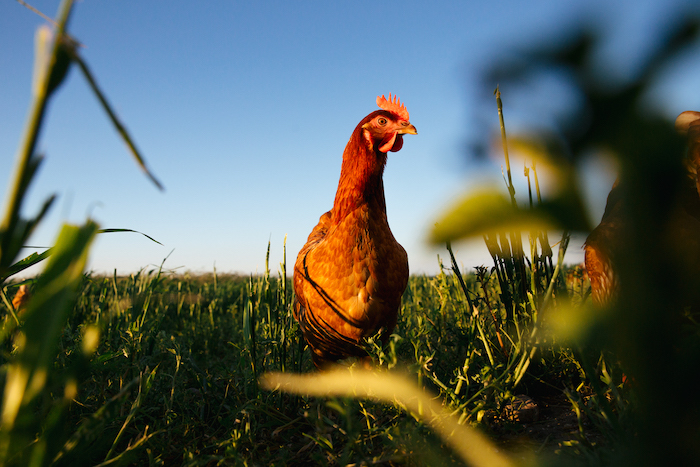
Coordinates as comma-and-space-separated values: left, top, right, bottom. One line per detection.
2, 0, 700, 276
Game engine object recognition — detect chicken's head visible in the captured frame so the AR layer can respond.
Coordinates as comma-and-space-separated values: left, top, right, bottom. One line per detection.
361, 94, 417, 153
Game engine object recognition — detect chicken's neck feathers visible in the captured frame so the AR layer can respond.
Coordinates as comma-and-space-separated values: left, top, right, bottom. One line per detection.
332, 129, 387, 223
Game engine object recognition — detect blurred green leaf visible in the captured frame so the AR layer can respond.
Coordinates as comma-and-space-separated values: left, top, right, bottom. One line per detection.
430, 185, 590, 244
0, 220, 98, 464
430, 189, 555, 244
547, 301, 609, 344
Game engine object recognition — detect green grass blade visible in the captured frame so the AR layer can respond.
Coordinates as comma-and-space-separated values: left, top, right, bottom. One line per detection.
4, 249, 52, 279
98, 228, 163, 245
70, 53, 164, 191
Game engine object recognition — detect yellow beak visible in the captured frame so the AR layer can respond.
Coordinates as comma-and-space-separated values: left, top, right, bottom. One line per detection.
399, 123, 417, 135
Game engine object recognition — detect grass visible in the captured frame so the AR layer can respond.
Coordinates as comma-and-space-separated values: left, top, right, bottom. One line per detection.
2, 257, 608, 466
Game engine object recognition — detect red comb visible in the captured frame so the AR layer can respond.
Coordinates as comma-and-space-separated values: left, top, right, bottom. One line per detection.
377, 94, 409, 121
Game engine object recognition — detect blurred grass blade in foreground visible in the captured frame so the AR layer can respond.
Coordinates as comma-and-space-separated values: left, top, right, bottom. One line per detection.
0, 3, 74, 281
0, 221, 98, 464
261, 369, 515, 467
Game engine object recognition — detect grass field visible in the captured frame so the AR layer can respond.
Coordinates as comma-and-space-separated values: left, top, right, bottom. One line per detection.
2, 254, 618, 466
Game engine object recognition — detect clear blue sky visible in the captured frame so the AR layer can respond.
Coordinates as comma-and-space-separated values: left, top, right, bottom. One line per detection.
2, 0, 700, 276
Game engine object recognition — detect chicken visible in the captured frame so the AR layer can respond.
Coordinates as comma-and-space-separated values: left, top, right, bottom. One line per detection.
293, 95, 417, 368
584, 180, 623, 305
584, 111, 700, 305
11, 284, 30, 312
676, 111, 700, 198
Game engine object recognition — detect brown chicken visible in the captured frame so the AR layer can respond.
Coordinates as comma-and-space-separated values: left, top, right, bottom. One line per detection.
293, 95, 417, 368
585, 111, 700, 304
584, 181, 624, 305
11, 284, 30, 312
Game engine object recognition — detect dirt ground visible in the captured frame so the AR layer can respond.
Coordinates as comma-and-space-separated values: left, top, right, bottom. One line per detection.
491, 393, 605, 459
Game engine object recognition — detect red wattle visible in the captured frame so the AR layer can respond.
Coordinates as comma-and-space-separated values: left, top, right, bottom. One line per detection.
379, 133, 397, 153
390, 134, 404, 152
379, 133, 405, 153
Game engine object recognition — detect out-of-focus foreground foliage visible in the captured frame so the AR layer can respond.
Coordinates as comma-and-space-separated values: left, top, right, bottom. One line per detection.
428, 15, 700, 467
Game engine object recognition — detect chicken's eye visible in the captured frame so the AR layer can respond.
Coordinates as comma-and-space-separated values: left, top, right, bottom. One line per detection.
377, 117, 388, 126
